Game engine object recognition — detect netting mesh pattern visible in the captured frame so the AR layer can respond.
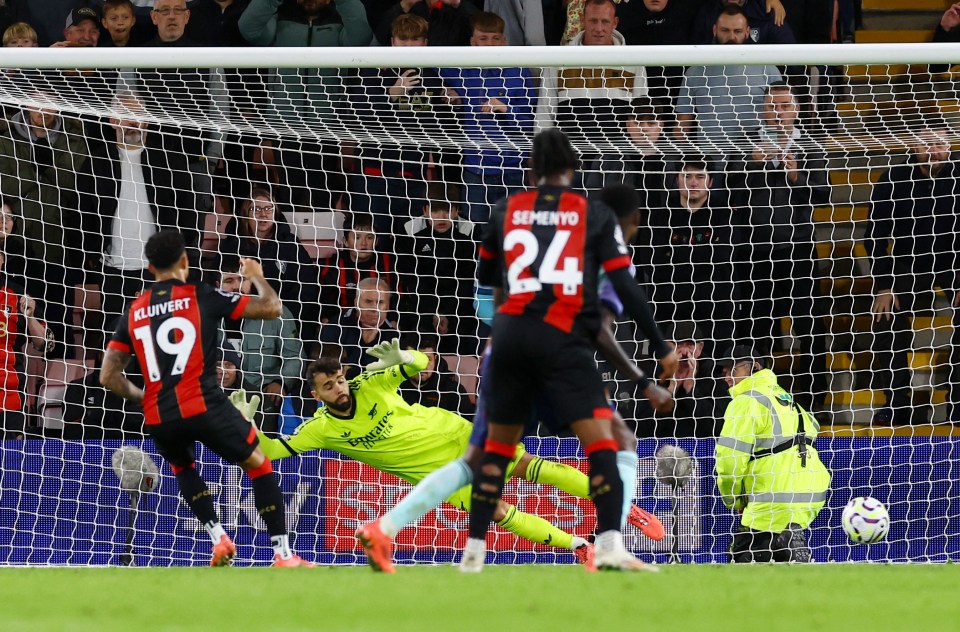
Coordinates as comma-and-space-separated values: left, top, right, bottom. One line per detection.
0, 54, 957, 564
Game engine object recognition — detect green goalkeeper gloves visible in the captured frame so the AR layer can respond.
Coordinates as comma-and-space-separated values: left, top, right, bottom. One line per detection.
229, 389, 261, 422
366, 338, 414, 371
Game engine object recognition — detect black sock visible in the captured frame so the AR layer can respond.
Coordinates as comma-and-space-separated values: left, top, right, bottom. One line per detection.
469, 451, 511, 540
175, 469, 218, 526
251, 473, 287, 537
588, 449, 624, 534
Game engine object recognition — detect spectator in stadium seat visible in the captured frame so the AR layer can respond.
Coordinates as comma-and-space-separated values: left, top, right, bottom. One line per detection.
77, 93, 198, 325
316, 276, 400, 377
612, 0, 694, 102
485, 0, 546, 45
582, 95, 670, 199
536, 0, 648, 154
727, 82, 829, 412
439, 12, 536, 224
0, 93, 89, 350
632, 321, 726, 438
348, 14, 449, 234
634, 156, 739, 349
218, 258, 304, 435
674, 5, 781, 154
3, 21, 37, 46
319, 213, 397, 324
239, 0, 372, 122
51, 6, 100, 47
142, 0, 198, 45
221, 186, 320, 335
395, 183, 479, 354
375, 0, 479, 46
98, 0, 148, 47
691, 0, 794, 46
186, 0, 249, 46
866, 126, 960, 425
0, 249, 54, 439
62, 350, 143, 439
398, 333, 476, 419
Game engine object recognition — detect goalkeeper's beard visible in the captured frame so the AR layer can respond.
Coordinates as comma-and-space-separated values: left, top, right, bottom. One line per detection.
327, 394, 352, 413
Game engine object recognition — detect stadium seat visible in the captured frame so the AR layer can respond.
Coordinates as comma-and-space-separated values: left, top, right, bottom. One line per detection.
289, 211, 343, 261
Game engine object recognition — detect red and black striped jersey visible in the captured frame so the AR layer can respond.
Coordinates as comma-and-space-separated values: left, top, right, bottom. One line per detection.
477, 185, 631, 335
0, 283, 28, 412
107, 280, 249, 425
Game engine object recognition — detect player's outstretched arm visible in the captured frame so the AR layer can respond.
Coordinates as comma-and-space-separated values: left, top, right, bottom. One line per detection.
99, 348, 145, 405
237, 258, 282, 320
256, 418, 326, 461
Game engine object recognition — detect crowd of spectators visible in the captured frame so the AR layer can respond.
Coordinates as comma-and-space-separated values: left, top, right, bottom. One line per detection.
0, 0, 953, 441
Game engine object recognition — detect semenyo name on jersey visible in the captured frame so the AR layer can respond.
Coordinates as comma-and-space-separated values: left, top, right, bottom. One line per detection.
511, 210, 581, 227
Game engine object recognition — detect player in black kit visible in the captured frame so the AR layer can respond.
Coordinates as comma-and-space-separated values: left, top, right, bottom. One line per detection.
462, 129, 678, 572
100, 230, 312, 567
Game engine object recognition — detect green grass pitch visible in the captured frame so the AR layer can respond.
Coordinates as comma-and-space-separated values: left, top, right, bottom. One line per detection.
1, 565, 957, 631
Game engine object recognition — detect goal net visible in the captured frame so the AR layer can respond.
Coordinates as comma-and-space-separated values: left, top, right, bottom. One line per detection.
0, 43, 957, 565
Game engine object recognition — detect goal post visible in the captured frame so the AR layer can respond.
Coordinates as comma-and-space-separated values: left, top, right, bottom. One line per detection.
0, 43, 957, 565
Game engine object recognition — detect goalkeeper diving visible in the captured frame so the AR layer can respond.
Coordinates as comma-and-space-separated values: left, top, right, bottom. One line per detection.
230, 339, 658, 564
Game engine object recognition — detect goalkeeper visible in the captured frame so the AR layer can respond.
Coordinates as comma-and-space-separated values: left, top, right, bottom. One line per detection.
231, 340, 633, 564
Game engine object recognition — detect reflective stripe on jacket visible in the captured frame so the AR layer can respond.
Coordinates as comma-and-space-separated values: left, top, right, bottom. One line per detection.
715, 369, 831, 532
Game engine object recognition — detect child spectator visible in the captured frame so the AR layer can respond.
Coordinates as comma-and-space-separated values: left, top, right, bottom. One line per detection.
319, 213, 398, 323
3, 22, 37, 47
99, 0, 144, 47
375, 0, 479, 46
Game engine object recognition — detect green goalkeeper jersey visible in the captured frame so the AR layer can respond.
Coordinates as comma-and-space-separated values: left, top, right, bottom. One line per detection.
257, 351, 473, 485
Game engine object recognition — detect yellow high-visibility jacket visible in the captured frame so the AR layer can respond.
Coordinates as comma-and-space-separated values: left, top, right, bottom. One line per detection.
715, 369, 831, 533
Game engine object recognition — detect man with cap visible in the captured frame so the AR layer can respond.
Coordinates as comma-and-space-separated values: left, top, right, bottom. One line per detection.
52, 7, 100, 47
715, 344, 831, 563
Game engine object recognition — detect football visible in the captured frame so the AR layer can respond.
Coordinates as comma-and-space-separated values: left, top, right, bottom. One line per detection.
842, 497, 890, 544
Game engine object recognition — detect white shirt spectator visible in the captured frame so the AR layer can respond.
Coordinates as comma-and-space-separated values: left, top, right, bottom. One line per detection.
108, 146, 156, 270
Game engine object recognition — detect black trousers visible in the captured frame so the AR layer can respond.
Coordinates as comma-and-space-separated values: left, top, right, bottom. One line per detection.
735, 244, 829, 410
869, 274, 960, 423
730, 523, 812, 563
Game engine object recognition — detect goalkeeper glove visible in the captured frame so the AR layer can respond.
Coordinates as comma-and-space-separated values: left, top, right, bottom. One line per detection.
365, 338, 414, 371
229, 388, 261, 422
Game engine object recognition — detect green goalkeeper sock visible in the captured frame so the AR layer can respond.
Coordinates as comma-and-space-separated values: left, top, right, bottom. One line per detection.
496, 504, 575, 550
523, 456, 590, 498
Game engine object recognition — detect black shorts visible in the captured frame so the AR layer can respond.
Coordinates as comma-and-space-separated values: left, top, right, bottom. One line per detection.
484, 315, 610, 431
147, 402, 259, 468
